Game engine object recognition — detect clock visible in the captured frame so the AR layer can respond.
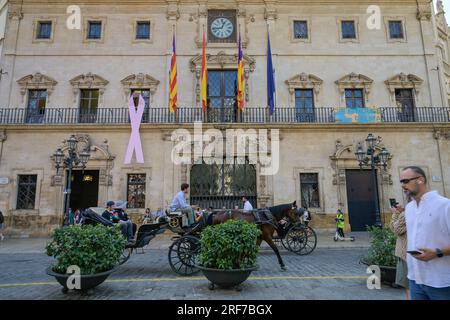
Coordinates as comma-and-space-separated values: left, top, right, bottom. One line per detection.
210, 17, 234, 39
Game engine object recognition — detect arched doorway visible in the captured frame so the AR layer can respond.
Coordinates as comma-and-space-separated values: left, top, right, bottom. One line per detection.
190, 159, 257, 209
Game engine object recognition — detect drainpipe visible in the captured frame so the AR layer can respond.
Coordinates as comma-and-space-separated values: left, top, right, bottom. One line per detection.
433, 126, 447, 195
417, 0, 435, 106
0, 129, 5, 168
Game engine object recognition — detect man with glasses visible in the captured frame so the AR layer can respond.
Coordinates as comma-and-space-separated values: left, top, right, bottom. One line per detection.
398, 166, 450, 300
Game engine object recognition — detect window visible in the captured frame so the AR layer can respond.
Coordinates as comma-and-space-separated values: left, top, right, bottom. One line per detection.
37, 21, 52, 39
345, 89, 364, 108
295, 89, 315, 122
127, 174, 146, 209
300, 173, 320, 208
389, 21, 404, 39
341, 21, 356, 39
88, 21, 102, 39
26, 90, 47, 123
293, 21, 308, 39
17, 175, 37, 209
79, 89, 99, 123
136, 21, 150, 39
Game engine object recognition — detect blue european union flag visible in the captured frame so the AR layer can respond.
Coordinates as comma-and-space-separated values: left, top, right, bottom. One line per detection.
267, 33, 276, 115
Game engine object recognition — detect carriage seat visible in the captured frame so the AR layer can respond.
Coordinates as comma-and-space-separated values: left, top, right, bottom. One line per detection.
125, 222, 166, 249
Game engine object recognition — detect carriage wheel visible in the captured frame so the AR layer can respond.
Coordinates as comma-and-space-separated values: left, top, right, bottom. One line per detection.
119, 248, 132, 265
168, 235, 200, 276
288, 226, 317, 256
285, 227, 308, 253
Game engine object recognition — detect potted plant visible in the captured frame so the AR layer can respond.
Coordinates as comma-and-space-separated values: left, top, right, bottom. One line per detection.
361, 225, 397, 286
46, 224, 126, 294
197, 220, 261, 291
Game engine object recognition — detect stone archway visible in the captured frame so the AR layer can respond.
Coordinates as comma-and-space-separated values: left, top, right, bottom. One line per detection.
51, 135, 115, 225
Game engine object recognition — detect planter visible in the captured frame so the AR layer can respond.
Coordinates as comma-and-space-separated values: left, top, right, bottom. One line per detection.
46, 266, 117, 294
360, 259, 397, 286
197, 265, 258, 290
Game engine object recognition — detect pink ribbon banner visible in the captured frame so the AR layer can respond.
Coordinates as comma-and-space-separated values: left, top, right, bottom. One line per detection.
124, 94, 145, 164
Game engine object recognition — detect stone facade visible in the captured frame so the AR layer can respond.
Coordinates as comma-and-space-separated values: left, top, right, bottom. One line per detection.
0, 0, 450, 236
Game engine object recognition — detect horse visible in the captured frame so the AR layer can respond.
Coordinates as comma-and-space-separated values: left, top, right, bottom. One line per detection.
201, 201, 301, 271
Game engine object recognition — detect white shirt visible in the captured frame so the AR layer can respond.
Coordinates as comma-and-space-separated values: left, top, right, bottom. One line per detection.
303, 210, 310, 221
405, 191, 450, 288
243, 201, 253, 212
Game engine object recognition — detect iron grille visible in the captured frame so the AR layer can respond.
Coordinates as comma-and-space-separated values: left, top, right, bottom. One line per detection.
16, 175, 37, 209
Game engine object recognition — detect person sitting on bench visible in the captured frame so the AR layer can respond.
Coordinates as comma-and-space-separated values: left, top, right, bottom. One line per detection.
170, 183, 197, 227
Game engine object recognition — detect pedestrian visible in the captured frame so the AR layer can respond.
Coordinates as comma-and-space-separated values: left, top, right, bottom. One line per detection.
68, 208, 75, 225
389, 200, 410, 299
335, 209, 345, 239
74, 209, 82, 225
400, 166, 450, 300
143, 208, 152, 224
242, 196, 253, 212
0, 210, 5, 241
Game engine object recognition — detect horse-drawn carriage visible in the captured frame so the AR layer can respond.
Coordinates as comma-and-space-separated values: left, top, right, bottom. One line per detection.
81, 201, 317, 276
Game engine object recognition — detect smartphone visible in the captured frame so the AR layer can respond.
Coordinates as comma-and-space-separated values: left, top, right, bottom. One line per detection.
407, 250, 423, 255
389, 198, 399, 208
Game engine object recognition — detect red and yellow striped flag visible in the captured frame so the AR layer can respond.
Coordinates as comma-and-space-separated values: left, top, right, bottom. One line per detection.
169, 33, 177, 113
237, 34, 245, 111
201, 31, 208, 112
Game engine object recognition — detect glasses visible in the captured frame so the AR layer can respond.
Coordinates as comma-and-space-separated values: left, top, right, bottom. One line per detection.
400, 176, 422, 184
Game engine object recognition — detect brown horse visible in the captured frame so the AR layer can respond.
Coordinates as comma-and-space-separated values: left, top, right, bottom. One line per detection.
204, 201, 301, 271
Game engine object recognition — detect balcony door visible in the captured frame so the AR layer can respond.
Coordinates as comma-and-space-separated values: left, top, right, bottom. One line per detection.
207, 70, 237, 122
79, 89, 99, 123
395, 89, 415, 122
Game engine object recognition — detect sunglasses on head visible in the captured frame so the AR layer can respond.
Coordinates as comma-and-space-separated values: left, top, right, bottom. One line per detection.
400, 176, 422, 184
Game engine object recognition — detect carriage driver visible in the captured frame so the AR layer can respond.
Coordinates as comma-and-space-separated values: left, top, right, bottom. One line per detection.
170, 183, 198, 227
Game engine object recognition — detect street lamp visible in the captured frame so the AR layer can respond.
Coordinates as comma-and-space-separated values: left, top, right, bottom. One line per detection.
354, 134, 391, 227
54, 135, 91, 226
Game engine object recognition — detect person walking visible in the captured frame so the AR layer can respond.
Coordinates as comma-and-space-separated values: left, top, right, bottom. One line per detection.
0, 210, 5, 241
390, 202, 410, 299
400, 166, 450, 300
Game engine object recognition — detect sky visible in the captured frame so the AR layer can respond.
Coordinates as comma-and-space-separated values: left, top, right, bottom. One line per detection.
441, 0, 450, 22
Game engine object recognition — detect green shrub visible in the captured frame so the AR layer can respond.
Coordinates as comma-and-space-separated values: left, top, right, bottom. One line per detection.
198, 220, 261, 270
363, 226, 397, 267
46, 224, 126, 275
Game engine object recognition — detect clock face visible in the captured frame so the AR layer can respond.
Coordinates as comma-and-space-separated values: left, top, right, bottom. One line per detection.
210, 17, 234, 39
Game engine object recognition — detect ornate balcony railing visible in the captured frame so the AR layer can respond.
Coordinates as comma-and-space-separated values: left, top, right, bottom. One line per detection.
0, 107, 449, 125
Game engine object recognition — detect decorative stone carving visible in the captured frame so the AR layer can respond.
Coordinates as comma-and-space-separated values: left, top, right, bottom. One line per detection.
166, 0, 180, 20
381, 172, 393, 185
417, 3, 432, 21
8, 7, 23, 20
181, 164, 188, 184
120, 73, 160, 102
264, 0, 278, 20
17, 73, 57, 103
385, 73, 423, 102
190, 52, 255, 104
69, 73, 109, 104
434, 128, 450, 140
285, 73, 323, 105
335, 73, 373, 104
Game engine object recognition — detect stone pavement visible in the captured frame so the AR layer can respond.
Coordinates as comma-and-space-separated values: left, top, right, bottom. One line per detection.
0, 231, 404, 300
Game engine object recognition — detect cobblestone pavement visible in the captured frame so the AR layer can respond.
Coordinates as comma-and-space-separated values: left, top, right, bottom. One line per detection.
0, 234, 404, 300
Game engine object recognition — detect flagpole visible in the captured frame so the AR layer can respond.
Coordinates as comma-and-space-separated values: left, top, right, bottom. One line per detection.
237, 24, 242, 123
173, 25, 179, 123
202, 24, 208, 123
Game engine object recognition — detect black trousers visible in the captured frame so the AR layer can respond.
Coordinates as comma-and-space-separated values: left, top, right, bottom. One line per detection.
337, 228, 345, 238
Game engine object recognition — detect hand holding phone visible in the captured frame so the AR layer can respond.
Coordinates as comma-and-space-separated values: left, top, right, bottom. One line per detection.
389, 198, 399, 208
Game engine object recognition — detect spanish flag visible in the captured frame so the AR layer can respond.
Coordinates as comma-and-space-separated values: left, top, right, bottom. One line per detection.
237, 34, 245, 111
169, 33, 177, 113
201, 31, 208, 112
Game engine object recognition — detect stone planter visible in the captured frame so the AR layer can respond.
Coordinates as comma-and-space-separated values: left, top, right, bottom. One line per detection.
46, 266, 116, 294
197, 265, 258, 291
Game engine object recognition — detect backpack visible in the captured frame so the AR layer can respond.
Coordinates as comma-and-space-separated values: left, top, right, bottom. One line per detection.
0, 211, 4, 224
